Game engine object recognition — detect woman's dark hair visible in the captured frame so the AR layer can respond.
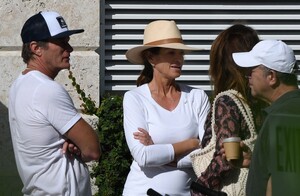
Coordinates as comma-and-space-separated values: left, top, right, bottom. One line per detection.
136, 47, 160, 86
209, 24, 268, 130
21, 41, 48, 64
209, 24, 259, 98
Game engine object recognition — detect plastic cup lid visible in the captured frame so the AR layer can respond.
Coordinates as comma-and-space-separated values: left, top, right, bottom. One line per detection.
222, 137, 241, 143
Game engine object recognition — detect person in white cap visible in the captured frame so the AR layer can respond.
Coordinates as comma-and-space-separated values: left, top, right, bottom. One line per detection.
9, 11, 101, 195
232, 39, 300, 196
122, 20, 210, 195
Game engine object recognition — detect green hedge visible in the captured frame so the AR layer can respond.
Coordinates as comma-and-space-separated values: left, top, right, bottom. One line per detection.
68, 71, 132, 196
92, 95, 132, 196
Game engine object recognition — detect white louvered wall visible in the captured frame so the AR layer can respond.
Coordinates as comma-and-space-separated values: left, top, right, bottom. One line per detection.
100, 0, 300, 95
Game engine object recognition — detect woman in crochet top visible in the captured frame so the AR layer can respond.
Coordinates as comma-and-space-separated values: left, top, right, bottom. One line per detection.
191, 24, 268, 196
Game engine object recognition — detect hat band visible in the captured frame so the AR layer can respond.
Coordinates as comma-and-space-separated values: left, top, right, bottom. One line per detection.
145, 38, 183, 46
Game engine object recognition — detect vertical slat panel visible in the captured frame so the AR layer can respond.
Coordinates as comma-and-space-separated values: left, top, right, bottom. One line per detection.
101, 0, 300, 95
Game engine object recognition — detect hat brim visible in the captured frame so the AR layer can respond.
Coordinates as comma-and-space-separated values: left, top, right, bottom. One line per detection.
232, 52, 261, 68
126, 43, 201, 65
52, 29, 84, 39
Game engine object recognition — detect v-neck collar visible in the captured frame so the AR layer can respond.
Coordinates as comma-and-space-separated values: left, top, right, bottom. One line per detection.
145, 83, 185, 112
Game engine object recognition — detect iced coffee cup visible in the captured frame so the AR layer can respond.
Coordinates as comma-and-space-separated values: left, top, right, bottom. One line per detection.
223, 137, 241, 161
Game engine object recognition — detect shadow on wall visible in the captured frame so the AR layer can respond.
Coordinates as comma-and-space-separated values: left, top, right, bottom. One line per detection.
0, 102, 22, 195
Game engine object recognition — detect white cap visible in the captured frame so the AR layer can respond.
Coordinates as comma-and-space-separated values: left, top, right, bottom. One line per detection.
21, 11, 84, 43
232, 40, 296, 73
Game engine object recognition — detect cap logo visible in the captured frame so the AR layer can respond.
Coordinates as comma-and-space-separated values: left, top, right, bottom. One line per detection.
56, 16, 67, 29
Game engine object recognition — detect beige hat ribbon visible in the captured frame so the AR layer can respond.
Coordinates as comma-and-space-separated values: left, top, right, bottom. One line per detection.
145, 38, 183, 46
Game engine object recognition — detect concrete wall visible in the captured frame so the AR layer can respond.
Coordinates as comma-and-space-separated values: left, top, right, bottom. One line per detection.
0, 0, 100, 195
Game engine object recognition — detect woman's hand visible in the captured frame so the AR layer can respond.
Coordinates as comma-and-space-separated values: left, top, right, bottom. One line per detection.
239, 142, 252, 168
221, 141, 252, 168
133, 128, 154, 146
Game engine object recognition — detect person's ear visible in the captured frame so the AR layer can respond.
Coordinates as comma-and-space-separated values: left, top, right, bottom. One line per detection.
268, 70, 279, 87
145, 51, 156, 66
29, 41, 43, 56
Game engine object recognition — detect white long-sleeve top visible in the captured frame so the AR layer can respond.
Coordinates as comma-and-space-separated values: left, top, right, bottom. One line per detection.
122, 83, 210, 196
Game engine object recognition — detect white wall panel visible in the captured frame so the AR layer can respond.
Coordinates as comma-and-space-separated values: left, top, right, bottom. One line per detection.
101, 0, 300, 95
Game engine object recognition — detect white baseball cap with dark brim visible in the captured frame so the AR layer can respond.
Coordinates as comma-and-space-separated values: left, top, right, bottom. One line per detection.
21, 11, 84, 44
232, 40, 296, 73
126, 20, 201, 65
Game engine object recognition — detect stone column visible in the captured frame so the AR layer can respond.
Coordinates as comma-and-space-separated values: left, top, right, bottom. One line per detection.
0, 1, 100, 195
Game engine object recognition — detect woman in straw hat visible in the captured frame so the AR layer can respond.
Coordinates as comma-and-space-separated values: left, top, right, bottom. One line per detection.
122, 20, 211, 195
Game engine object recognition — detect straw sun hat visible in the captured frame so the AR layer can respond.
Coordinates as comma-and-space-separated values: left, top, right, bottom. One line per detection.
125, 20, 201, 64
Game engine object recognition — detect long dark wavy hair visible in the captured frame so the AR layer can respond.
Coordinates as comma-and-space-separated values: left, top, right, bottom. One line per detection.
209, 24, 268, 130
209, 24, 259, 97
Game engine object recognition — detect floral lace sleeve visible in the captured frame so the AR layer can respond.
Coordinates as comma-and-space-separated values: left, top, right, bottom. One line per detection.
192, 95, 250, 195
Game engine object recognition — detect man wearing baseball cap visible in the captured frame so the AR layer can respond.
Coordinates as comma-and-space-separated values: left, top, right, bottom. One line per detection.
232, 40, 300, 196
9, 11, 101, 195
